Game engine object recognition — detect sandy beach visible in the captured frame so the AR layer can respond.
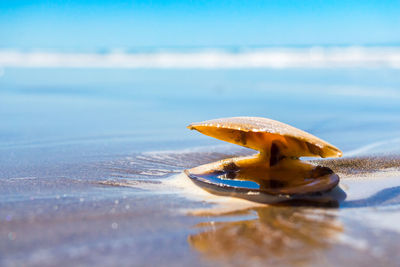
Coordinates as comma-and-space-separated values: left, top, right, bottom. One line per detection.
1, 67, 400, 266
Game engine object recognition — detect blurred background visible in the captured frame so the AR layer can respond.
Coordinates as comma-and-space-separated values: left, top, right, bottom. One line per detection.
1, 0, 400, 169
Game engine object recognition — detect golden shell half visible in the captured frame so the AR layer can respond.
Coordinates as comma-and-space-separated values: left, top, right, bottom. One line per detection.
188, 117, 342, 158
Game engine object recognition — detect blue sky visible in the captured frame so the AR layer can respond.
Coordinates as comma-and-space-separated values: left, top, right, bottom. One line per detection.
0, 0, 399, 50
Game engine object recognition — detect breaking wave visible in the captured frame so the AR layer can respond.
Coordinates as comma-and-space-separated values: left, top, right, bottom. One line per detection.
1, 46, 400, 69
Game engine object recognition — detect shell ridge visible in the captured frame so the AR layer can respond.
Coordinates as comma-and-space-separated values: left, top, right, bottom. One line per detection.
188, 117, 342, 158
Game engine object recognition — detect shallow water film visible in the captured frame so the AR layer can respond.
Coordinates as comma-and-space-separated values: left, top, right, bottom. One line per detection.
1, 68, 400, 266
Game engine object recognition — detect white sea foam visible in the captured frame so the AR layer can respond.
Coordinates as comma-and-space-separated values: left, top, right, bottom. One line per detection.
1, 47, 400, 69
165, 173, 264, 215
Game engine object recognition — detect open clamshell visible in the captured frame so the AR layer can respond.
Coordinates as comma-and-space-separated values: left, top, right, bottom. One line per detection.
185, 117, 342, 203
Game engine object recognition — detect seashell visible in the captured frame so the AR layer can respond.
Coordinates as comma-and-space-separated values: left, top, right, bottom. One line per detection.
185, 117, 342, 203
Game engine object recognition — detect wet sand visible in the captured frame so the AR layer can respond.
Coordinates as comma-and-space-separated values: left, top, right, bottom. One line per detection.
1, 68, 400, 266
2, 148, 400, 266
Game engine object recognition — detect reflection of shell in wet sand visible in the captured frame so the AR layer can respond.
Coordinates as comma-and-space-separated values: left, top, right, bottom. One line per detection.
186, 117, 342, 199
188, 206, 343, 265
